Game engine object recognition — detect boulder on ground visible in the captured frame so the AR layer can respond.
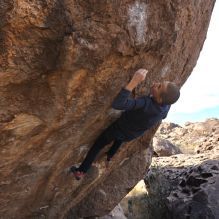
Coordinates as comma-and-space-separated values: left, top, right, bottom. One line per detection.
153, 137, 181, 157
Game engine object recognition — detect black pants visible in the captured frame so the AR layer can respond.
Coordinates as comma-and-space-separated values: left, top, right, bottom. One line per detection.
78, 123, 125, 173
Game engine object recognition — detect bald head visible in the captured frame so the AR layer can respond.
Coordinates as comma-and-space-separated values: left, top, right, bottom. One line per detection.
160, 82, 180, 105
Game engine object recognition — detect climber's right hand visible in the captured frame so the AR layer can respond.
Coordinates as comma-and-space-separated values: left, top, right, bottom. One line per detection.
125, 69, 148, 91
131, 69, 148, 84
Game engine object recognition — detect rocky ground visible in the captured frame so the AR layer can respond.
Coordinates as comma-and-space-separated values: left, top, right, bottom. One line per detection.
146, 153, 219, 219
155, 118, 219, 154
99, 118, 219, 219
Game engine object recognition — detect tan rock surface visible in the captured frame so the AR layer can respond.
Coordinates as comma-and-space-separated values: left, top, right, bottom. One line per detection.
0, 1, 215, 218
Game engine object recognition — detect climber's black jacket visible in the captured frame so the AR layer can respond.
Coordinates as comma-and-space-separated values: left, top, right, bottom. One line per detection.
111, 88, 170, 141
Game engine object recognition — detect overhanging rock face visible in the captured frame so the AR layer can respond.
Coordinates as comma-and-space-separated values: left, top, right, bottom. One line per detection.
0, 0, 215, 218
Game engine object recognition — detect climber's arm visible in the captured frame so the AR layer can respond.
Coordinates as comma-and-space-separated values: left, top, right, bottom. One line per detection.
112, 69, 148, 111
112, 88, 148, 110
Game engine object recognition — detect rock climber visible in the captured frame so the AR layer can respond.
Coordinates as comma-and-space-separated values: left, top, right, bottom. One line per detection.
70, 69, 180, 180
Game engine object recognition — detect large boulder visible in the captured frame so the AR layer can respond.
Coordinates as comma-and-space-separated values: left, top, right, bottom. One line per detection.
0, 0, 215, 218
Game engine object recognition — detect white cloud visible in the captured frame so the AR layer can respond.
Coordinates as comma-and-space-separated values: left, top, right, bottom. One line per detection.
169, 1, 219, 115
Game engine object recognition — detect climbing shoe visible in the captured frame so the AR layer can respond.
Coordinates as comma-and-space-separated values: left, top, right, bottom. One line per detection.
70, 166, 85, 180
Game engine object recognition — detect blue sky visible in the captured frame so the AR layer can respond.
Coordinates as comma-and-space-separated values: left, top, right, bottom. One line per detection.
166, 1, 219, 125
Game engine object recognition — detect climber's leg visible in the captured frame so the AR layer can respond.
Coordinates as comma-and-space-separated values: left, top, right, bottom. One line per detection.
104, 139, 123, 169
78, 133, 113, 172
71, 124, 117, 179
106, 139, 123, 161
